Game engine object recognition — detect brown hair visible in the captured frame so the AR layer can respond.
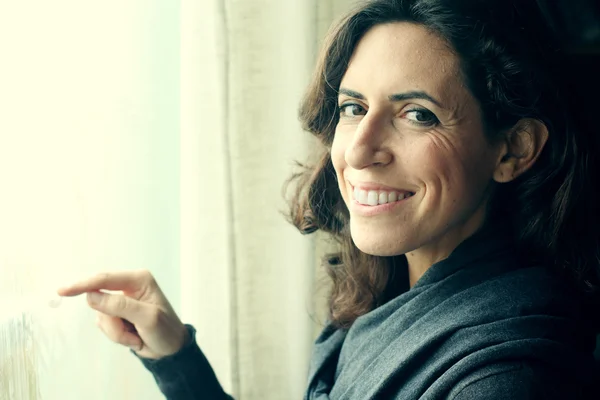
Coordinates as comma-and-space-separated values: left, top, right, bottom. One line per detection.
286, 0, 600, 329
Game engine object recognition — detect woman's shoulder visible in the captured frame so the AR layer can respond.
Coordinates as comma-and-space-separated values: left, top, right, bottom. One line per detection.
446, 359, 596, 400
420, 259, 598, 351
450, 260, 587, 320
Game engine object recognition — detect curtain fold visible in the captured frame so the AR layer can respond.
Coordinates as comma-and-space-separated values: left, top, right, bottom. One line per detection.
179, 1, 354, 398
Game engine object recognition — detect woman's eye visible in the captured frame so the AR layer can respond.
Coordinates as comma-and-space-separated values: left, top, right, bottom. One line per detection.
339, 104, 366, 118
404, 108, 439, 126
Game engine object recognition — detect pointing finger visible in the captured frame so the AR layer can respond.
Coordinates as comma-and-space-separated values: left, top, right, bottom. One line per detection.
57, 270, 154, 297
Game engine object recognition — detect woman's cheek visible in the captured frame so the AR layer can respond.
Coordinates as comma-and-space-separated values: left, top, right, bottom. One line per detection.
330, 130, 348, 171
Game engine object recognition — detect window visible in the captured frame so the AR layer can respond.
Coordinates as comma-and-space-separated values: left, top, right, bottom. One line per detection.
0, 2, 180, 399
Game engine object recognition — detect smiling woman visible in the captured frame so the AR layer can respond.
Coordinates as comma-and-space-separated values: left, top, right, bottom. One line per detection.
291, 0, 599, 323
52, 0, 600, 399
285, 0, 600, 397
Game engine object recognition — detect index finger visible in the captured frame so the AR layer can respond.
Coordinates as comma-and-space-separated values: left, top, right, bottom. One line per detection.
57, 270, 147, 297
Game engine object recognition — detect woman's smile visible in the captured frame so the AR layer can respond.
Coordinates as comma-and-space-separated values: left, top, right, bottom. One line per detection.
348, 181, 416, 215
350, 190, 415, 216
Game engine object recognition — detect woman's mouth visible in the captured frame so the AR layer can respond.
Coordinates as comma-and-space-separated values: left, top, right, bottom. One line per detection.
352, 187, 415, 206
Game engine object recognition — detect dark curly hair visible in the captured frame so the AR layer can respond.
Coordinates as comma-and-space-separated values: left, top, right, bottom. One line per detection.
286, 0, 600, 329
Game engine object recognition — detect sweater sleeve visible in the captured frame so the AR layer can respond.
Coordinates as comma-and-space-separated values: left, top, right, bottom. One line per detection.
448, 361, 587, 400
132, 324, 234, 400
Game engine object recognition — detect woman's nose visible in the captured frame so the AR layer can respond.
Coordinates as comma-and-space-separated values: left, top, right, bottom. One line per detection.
344, 117, 393, 169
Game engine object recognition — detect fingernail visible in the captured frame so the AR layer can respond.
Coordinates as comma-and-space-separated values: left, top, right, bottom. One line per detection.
56, 287, 69, 294
88, 292, 103, 304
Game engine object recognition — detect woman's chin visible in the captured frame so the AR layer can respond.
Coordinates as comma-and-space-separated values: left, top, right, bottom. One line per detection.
351, 231, 408, 257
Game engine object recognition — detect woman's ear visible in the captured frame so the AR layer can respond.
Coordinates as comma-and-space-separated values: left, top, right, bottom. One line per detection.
493, 118, 549, 183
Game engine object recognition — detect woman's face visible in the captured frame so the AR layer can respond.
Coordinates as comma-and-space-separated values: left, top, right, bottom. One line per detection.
331, 22, 505, 268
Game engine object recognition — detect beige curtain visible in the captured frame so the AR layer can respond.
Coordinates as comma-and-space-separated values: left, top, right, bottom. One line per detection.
0, 0, 354, 399
180, 1, 355, 398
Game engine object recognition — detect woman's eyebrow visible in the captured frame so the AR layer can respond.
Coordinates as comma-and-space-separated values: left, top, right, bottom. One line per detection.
389, 91, 442, 108
338, 88, 365, 99
338, 87, 443, 108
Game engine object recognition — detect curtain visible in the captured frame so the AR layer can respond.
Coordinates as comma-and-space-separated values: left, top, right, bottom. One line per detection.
179, 1, 355, 398
0, 0, 353, 399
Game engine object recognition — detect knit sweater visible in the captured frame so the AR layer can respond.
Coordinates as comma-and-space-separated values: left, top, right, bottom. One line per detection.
135, 225, 599, 399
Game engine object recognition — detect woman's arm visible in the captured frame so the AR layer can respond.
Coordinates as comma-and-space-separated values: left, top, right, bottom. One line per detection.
58, 271, 234, 398
134, 324, 234, 400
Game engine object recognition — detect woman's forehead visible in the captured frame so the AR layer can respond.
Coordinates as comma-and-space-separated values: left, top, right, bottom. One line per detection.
341, 23, 464, 103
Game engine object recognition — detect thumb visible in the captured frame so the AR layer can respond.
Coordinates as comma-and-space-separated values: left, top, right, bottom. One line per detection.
87, 291, 148, 325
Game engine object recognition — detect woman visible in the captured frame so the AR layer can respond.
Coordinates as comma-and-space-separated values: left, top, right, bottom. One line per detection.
58, 0, 600, 398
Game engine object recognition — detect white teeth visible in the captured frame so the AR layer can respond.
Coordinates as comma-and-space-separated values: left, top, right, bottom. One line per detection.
378, 192, 388, 204
367, 191, 379, 206
388, 192, 398, 202
358, 190, 369, 204
352, 187, 414, 206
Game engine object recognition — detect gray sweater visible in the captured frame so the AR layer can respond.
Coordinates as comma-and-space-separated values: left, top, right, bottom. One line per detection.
135, 225, 599, 399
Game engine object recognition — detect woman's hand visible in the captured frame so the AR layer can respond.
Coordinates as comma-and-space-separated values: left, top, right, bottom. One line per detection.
57, 269, 189, 360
